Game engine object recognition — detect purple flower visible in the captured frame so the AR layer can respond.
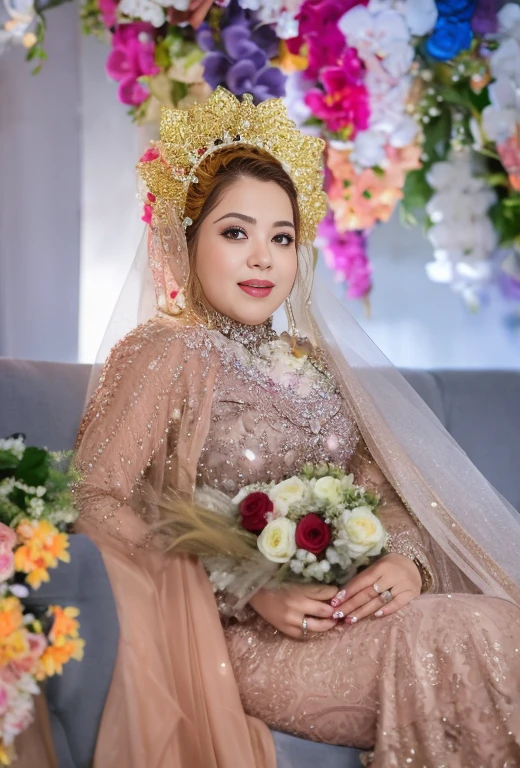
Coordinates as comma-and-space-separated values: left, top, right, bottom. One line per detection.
196, 0, 285, 102
317, 211, 372, 299
471, 0, 499, 36
499, 273, 520, 302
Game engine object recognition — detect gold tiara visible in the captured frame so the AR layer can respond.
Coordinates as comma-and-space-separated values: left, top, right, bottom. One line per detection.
137, 87, 327, 243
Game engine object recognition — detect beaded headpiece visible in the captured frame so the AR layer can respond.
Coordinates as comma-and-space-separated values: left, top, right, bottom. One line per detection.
137, 87, 327, 244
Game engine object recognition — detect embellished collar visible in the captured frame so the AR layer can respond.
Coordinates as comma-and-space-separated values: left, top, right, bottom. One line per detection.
206, 310, 278, 352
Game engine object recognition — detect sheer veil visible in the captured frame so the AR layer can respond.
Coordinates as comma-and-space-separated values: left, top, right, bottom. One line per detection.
86, 205, 520, 607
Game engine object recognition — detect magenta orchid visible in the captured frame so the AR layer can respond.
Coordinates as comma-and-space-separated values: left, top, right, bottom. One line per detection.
106, 23, 160, 106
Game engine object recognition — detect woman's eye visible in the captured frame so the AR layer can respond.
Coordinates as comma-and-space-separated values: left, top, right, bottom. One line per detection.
273, 233, 295, 246
222, 227, 247, 240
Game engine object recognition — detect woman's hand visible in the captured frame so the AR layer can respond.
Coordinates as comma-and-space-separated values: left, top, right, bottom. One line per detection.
330, 553, 422, 624
249, 584, 338, 640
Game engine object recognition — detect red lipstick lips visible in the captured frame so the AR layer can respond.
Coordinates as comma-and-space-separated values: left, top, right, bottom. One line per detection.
238, 280, 274, 298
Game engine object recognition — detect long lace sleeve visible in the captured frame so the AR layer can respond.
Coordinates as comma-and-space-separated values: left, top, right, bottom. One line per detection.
349, 439, 436, 593
73, 317, 218, 552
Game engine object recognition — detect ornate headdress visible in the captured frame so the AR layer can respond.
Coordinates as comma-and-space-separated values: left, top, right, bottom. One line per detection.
137, 87, 327, 244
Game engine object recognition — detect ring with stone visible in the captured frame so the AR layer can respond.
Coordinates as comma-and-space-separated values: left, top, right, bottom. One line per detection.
381, 589, 393, 604
301, 616, 308, 638
372, 581, 381, 595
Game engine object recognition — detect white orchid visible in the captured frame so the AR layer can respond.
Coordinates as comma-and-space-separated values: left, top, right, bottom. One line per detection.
425, 151, 498, 303
339, 6, 413, 80
339, 3, 418, 167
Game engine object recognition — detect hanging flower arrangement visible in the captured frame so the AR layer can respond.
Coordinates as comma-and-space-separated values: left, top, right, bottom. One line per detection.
3, 0, 520, 309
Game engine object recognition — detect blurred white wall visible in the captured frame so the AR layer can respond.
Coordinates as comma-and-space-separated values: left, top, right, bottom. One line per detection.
0, 2, 81, 362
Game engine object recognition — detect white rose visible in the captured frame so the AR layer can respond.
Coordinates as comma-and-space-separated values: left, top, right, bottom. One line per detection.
257, 518, 297, 563
269, 477, 309, 515
339, 506, 387, 558
313, 476, 344, 506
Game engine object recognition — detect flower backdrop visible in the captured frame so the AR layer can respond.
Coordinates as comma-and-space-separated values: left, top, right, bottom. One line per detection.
3, 0, 520, 309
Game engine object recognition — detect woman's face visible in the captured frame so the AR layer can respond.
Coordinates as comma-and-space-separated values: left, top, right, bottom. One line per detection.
194, 176, 298, 325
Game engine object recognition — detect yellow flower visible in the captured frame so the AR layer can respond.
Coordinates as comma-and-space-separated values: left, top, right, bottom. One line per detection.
0, 741, 14, 765
37, 606, 84, 679
38, 638, 85, 679
0, 629, 30, 666
14, 520, 70, 589
0, 597, 24, 639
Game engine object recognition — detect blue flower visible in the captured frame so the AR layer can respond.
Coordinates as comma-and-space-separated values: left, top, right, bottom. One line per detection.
426, 0, 477, 61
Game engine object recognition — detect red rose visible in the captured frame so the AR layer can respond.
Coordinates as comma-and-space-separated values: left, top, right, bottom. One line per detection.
295, 513, 331, 555
239, 492, 273, 533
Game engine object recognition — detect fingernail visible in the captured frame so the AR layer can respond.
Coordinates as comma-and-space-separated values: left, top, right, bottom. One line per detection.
332, 611, 344, 620
374, 610, 384, 617
332, 590, 346, 607
346, 615, 357, 624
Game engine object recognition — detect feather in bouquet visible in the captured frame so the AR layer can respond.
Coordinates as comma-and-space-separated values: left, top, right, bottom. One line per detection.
0, 435, 84, 765
162, 462, 387, 610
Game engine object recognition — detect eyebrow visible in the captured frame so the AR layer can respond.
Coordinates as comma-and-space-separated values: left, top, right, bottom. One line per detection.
213, 212, 295, 229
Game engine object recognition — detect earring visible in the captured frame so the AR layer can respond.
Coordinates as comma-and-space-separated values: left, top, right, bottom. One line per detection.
285, 297, 313, 358
285, 296, 298, 338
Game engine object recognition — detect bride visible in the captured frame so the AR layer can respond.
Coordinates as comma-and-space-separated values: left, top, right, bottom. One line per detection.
70, 88, 520, 767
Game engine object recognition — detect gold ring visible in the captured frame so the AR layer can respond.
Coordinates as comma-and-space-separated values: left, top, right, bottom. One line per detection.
301, 617, 308, 638
381, 590, 393, 604
372, 581, 381, 594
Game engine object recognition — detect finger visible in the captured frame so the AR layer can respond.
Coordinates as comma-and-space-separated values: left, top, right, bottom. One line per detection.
332, 587, 375, 620
332, 579, 395, 619
300, 597, 336, 620
334, 573, 395, 611
304, 617, 337, 634
372, 589, 417, 619
303, 584, 337, 601
331, 566, 385, 606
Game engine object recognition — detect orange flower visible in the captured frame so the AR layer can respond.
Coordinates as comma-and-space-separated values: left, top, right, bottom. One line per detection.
48, 606, 81, 643
37, 606, 84, 679
14, 520, 70, 590
327, 144, 421, 231
0, 598, 24, 640
0, 629, 30, 666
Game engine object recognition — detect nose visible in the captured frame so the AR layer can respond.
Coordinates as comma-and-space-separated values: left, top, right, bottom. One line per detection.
247, 241, 273, 271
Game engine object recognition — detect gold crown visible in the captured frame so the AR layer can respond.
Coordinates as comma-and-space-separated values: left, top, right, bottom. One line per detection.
137, 87, 327, 243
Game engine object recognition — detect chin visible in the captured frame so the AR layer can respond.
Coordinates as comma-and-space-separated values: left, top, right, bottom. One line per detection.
226, 299, 279, 326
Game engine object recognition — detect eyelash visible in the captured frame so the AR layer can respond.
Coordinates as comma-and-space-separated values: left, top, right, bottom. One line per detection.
221, 226, 295, 246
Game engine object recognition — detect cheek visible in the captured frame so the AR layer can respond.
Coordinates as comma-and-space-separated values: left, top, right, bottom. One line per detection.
195, 240, 236, 293
281, 248, 298, 287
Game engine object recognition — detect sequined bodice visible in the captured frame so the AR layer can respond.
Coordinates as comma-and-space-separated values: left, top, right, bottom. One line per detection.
196, 319, 360, 495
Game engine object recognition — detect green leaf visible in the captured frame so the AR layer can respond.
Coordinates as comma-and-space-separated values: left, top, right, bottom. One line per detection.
422, 107, 451, 162
401, 168, 433, 216
171, 80, 189, 106
15, 447, 49, 487
155, 40, 171, 69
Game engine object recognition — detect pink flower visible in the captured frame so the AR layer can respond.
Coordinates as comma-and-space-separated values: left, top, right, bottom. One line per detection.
99, 0, 118, 28
317, 212, 372, 299
0, 524, 16, 552
140, 147, 159, 162
304, 50, 369, 135
287, 0, 367, 79
0, 550, 14, 582
141, 204, 153, 224
106, 23, 160, 106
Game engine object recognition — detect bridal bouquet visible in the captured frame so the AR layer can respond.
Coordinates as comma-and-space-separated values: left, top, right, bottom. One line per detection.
180, 463, 388, 607
0, 436, 84, 765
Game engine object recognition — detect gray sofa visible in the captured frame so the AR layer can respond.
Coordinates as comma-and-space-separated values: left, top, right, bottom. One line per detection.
1, 358, 519, 768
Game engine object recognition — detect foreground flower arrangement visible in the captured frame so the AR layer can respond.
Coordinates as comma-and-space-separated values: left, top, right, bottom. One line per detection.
0, 436, 83, 764
230, 463, 386, 586
4, 0, 520, 308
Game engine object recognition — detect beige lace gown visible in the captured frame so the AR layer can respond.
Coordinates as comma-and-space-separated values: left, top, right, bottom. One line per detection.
74, 315, 520, 768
